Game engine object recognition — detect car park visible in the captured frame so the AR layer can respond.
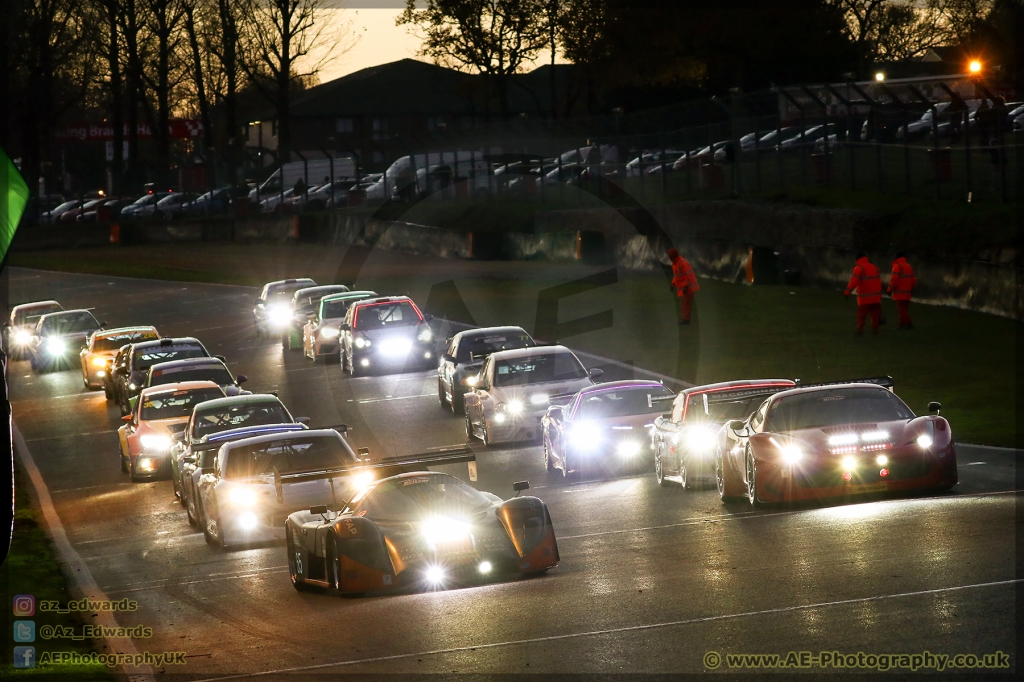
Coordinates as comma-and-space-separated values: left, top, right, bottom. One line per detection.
29, 309, 105, 373
253, 278, 317, 337
437, 326, 535, 414
286, 468, 559, 595
281, 284, 351, 350
303, 291, 378, 363
651, 379, 796, 489
716, 380, 957, 506
464, 345, 601, 445
340, 296, 436, 377
5, 300, 63, 359
171, 393, 305, 507
117, 381, 225, 481
114, 337, 211, 414
79, 326, 160, 390
542, 380, 675, 477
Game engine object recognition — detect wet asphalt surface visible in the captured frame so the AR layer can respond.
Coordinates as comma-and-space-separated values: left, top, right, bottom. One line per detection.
6, 267, 1018, 678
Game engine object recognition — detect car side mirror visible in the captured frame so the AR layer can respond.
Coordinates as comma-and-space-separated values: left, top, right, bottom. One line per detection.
255, 299, 264, 306
121, 415, 133, 423
295, 416, 310, 425
235, 374, 247, 384
172, 431, 185, 442
513, 481, 530, 495
340, 323, 350, 331
727, 419, 746, 434
588, 368, 604, 380
423, 313, 434, 322
309, 505, 329, 516
927, 401, 941, 415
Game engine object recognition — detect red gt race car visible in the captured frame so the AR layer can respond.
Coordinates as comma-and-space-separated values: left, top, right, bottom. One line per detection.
717, 382, 957, 506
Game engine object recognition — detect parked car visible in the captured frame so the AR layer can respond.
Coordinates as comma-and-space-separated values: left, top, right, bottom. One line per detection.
120, 192, 170, 219
259, 188, 295, 213
41, 199, 83, 225
59, 199, 106, 224
155, 192, 197, 219
79, 198, 131, 223
183, 189, 232, 217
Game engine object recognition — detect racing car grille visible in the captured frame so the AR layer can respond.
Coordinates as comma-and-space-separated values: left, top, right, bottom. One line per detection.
433, 537, 474, 555
797, 458, 931, 488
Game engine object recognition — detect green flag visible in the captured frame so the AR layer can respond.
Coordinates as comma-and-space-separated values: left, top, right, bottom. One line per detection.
0, 146, 28, 262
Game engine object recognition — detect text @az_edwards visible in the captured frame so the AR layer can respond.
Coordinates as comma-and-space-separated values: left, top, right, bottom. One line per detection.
39, 624, 153, 640
703, 650, 1011, 672
37, 651, 187, 668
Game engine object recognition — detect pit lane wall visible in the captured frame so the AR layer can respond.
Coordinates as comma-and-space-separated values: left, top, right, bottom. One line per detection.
12, 202, 1022, 319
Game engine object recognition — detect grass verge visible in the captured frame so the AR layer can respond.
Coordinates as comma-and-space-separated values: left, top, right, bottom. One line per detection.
1, 462, 113, 679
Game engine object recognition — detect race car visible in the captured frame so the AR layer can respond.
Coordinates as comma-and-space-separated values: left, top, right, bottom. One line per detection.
464, 345, 601, 445
196, 429, 362, 548
179, 423, 308, 528
303, 291, 377, 363
282, 284, 350, 350
437, 326, 535, 414
253, 278, 316, 337
651, 379, 796, 490
717, 381, 957, 506
340, 296, 436, 377
170, 393, 304, 506
129, 357, 248, 412
113, 337, 211, 414
117, 381, 225, 481
542, 380, 675, 477
79, 326, 159, 390
5, 300, 62, 359
286, 462, 559, 595
29, 309, 105, 373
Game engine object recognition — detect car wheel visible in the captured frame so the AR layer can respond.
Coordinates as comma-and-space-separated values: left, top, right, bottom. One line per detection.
465, 412, 476, 441
745, 448, 765, 508
655, 445, 670, 486
482, 421, 493, 447
716, 448, 741, 502
281, 334, 288, 350
680, 455, 694, 491
172, 469, 181, 500
438, 379, 449, 409
543, 436, 554, 471
451, 391, 465, 415
104, 385, 112, 400
120, 453, 128, 474
204, 510, 224, 548
186, 491, 198, 526
349, 354, 363, 377
287, 532, 313, 592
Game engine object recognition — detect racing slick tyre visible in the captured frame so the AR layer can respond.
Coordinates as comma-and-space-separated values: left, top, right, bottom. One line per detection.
450, 391, 465, 415
482, 422, 493, 447
680, 456, 695, 491
348, 351, 364, 378
287, 532, 314, 592
716, 448, 744, 502
465, 412, 476, 441
120, 453, 129, 474
655, 447, 670, 487
745, 448, 767, 508
204, 510, 226, 549
185, 492, 198, 526
543, 437, 554, 471
438, 379, 449, 409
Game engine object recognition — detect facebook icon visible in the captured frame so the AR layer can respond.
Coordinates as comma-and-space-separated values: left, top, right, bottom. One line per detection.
13, 646, 36, 668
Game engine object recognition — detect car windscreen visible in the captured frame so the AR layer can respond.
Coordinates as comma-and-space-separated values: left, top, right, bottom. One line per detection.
39, 312, 100, 335
355, 302, 420, 329
764, 388, 915, 432
223, 435, 354, 479
93, 331, 158, 351
192, 402, 292, 438
150, 367, 233, 388
14, 304, 61, 325
133, 346, 207, 370
266, 282, 313, 301
493, 352, 587, 387
575, 387, 674, 419
687, 392, 782, 423
141, 388, 224, 420
322, 296, 370, 319
353, 475, 492, 521
456, 333, 533, 362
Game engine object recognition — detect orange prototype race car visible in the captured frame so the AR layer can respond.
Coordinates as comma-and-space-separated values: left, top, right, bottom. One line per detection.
118, 381, 225, 481
285, 451, 559, 595
717, 379, 957, 507
80, 326, 159, 390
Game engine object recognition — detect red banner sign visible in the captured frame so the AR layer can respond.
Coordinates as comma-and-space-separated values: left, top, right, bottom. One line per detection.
55, 120, 203, 142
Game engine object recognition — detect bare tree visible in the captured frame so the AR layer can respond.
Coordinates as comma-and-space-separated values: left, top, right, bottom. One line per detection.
142, 0, 187, 183
398, 0, 550, 117
241, 0, 339, 166
181, 0, 213, 151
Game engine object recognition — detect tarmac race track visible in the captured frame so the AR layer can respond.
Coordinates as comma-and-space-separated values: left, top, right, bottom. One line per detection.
7, 267, 1019, 678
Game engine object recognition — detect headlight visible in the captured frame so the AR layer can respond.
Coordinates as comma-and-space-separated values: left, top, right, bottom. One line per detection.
860, 430, 889, 442
128, 382, 137, 391
267, 305, 293, 327
421, 516, 470, 545
229, 487, 258, 506
320, 326, 340, 339
12, 329, 32, 345
505, 400, 524, 414
139, 434, 171, 451
781, 445, 803, 465
828, 433, 858, 447
378, 338, 410, 356
45, 338, 66, 355
685, 426, 717, 451
530, 393, 549, 406
417, 327, 432, 342
616, 440, 641, 458
463, 375, 479, 387
875, 454, 889, 466
91, 356, 107, 367
136, 457, 157, 472
841, 455, 858, 471
354, 336, 370, 348
917, 434, 933, 449
238, 512, 259, 530
570, 424, 603, 450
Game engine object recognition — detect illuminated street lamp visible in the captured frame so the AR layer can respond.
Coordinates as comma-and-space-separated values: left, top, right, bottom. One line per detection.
874, 72, 885, 82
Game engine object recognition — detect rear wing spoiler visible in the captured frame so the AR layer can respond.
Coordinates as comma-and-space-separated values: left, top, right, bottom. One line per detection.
271, 446, 477, 503
794, 375, 894, 391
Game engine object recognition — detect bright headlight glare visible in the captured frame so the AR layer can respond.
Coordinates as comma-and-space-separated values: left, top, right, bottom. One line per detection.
478, 560, 493, 574
617, 440, 641, 458
45, 338, 66, 355
320, 326, 340, 339
828, 433, 859, 447
425, 565, 446, 583
417, 327, 433, 342
137, 457, 156, 472
421, 516, 470, 545
917, 434, 933, 449
781, 445, 804, 465
571, 424, 602, 450
128, 382, 137, 390
493, 412, 507, 424
229, 487, 258, 506
354, 336, 369, 348
379, 338, 411, 356
685, 426, 717, 451
530, 393, 549, 406
352, 471, 374, 489
463, 375, 479, 386
506, 400, 524, 414
860, 430, 889, 442
91, 356, 107, 367
875, 454, 889, 466
13, 329, 32, 345
139, 434, 171, 451
238, 512, 259, 531
841, 455, 858, 471
267, 305, 292, 327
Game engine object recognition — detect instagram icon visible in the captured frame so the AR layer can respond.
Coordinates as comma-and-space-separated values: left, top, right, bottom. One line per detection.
13, 595, 35, 617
